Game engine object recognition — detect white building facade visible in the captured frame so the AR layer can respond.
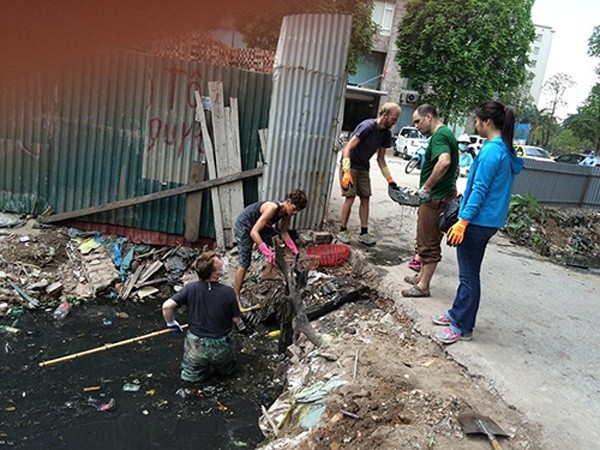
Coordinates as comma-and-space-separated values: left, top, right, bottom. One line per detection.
529, 24, 554, 104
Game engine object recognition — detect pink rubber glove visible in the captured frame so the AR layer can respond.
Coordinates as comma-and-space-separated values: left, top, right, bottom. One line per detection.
284, 238, 299, 255
258, 242, 276, 265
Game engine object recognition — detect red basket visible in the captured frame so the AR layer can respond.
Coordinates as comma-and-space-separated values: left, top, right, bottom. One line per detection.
306, 244, 351, 267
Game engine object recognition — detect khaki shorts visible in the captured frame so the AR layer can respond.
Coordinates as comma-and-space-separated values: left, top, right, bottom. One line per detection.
340, 168, 371, 198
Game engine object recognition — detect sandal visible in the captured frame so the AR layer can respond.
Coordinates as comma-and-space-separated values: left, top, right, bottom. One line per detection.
401, 285, 430, 298
408, 258, 421, 272
404, 274, 419, 285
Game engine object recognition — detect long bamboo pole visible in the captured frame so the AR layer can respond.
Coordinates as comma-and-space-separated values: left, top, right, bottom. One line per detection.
38, 324, 189, 368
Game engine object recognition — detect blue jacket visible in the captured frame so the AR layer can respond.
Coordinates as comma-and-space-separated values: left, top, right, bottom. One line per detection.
459, 137, 523, 228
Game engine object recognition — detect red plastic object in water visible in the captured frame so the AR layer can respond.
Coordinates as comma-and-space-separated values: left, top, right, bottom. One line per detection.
306, 244, 351, 267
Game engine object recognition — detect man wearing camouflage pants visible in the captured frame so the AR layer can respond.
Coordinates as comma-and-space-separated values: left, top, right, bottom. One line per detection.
162, 251, 246, 383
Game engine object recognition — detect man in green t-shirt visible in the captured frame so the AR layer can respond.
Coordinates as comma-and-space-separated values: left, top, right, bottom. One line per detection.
402, 104, 458, 298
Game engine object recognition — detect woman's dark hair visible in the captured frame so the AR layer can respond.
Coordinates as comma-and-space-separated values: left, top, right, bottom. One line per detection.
474, 101, 515, 153
287, 189, 307, 210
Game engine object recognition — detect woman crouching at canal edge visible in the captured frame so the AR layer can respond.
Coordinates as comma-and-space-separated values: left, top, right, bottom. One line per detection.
432, 101, 524, 344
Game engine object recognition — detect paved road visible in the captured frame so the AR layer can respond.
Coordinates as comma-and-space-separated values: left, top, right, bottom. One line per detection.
326, 152, 600, 449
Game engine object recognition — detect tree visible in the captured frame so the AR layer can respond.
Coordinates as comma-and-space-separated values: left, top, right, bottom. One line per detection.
235, 0, 377, 74
588, 24, 600, 75
541, 73, 575, 118
569, 83, 600, 151
395, 0, 535, 122
555, 129, 583, 153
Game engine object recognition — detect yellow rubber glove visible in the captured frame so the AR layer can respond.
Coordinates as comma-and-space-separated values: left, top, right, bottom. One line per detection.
447, 219, 469, 246
342, 157, 351, 172
341, 170, 353, 190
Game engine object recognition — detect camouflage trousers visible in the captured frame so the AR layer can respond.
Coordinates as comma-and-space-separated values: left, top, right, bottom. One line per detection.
181, 331, 236, 383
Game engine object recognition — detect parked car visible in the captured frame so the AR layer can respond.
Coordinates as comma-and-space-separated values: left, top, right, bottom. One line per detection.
468, 135, 486, 155
515, 145, 554, 162
395, 127, 428, 159
554, 153, 588, 165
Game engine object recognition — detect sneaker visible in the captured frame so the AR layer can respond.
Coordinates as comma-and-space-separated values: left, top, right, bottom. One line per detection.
431, 313, 451, 326
408, 258, 422, 272
337, 230, 351, 244
434, 327, 472, 344
358, 232, 376, 246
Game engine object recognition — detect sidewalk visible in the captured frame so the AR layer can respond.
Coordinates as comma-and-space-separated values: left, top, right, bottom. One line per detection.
325, 153, 600, 449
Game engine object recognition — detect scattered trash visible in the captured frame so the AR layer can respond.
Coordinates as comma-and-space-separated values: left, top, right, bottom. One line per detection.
114, 311, 129, 319
83, 386, 101, 392
268, 330, 281, 339
102, 318, 113, 327
96, 398, 115, 412
145, 389, 156, 396
0, 325, 21, 334
294, 377, 347, 404
10, 307, 24, 318
7, 280, 39, 308
421, 359, 436, 368
52, 301, 71, 320
18, 236, 31, 243
135, 287, 159, 299
122, 383, 141, 392
142, 409, 149, 415
216, 401, 228, 412
77, 237, 102, 255
45, 282, 63, 296
0, 302, 8, 314
341, 409, 361, 419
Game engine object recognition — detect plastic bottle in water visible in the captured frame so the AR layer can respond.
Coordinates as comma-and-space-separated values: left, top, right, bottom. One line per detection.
53, 301, 71, 320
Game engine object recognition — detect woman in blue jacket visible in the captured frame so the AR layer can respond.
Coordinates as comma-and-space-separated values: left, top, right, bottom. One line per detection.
432, 101, 524, 344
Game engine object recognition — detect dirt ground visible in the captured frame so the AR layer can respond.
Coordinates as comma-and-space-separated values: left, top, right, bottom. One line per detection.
1, 206, 592, 448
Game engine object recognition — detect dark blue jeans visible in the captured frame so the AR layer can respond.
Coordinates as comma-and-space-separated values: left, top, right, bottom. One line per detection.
447, 224, 497, 335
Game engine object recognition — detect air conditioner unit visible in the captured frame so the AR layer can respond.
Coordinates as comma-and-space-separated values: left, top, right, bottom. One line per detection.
400, 90, 420, 105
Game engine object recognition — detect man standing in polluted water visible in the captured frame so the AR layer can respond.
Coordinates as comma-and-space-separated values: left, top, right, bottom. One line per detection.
162, 251, 246, 383
337, 102, 400, 246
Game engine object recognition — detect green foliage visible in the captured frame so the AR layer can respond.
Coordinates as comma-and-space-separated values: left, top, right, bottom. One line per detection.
427, 431, 437, 448
505, 193, 549, 255
588, 25, 600, 75
568, 83, 600, 151
395, 0, 535, 122
532, 113, 560, 150
236, 0, 377, 74
555, 129, 584, 153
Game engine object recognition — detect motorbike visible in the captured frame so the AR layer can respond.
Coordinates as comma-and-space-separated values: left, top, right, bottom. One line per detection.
405, 146, 426, 174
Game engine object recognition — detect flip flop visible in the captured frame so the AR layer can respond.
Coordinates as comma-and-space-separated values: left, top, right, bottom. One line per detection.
401, 285, 430, 298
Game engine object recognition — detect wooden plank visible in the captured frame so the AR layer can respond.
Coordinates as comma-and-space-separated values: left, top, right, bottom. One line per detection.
195, 90, 225, 249
229, 97, 245, 218
184, 161, 205, 242
208, 81, 233, 248
258, 128, 268, 194
39, 167, 263, 224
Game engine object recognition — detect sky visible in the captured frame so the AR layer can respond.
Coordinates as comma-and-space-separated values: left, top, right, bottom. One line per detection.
532, 0, 600, 120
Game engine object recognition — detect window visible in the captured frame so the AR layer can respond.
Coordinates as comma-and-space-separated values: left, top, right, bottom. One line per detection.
533, 46, 540, 55
530, 59, 537, 68
535, 33, 543, 42
373, 1, 395, 36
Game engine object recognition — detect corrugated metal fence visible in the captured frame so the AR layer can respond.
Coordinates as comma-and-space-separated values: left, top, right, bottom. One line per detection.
0, 51, 271, 238
262, 14, 353, 229
513, 159, 600, 208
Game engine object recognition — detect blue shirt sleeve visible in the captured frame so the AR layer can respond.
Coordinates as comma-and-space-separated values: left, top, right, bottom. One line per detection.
460, 145, 502, 222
